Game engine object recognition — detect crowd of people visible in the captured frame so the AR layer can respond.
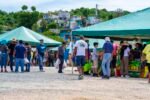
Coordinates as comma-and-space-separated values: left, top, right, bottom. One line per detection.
62, 36, 150, 83
0, 36, 150, 83
0, 38, 56, 73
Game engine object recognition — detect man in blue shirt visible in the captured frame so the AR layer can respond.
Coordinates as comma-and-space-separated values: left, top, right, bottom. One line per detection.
14, 40, 26, 72
101, 37, 113, 79
36, 39, 46, 72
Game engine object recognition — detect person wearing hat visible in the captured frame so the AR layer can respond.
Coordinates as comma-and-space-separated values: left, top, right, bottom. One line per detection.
8, 38, 17, 72
0, 40, 8, 72
101, 37, 113, 79
120, 41, 130, 78
36, 39, 46, 72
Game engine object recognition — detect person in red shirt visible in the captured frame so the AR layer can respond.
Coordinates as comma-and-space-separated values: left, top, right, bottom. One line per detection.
111, 41, 119, 76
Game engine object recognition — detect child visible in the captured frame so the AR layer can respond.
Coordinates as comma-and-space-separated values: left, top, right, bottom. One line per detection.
92, 42, 99, 77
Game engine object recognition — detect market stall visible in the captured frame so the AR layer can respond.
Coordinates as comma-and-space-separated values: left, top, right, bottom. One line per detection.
72, 8, 150, 77
72, 8, 150, 40
0, 26, 61, 46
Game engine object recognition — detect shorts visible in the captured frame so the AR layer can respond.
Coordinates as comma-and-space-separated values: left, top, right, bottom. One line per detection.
76, 56, 85, 67
146, 63, 150, 72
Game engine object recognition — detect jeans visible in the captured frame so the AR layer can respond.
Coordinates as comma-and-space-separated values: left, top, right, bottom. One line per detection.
48, 58, 54, 67
26, 56, 31, 72
121, 56, 129, 75
38, 55, 44, 71
15, 58, 24, 72
101, 53, 112, 77
58, 56, 64, 73
9, 55, 14, 71
1, 53, 8, 69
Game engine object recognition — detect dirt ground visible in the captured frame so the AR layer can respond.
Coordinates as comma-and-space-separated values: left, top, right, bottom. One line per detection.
0, 67, 150, 100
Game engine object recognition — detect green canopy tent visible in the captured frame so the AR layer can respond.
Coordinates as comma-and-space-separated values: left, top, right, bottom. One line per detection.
72, 8, 150, 40
0, 26, 61, 46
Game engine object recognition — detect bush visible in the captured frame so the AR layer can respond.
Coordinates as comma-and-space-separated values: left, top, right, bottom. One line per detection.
42, 31, 64, 42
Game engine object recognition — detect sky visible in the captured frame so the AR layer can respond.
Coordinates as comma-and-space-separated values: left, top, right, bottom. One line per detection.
0, 0, 150, 12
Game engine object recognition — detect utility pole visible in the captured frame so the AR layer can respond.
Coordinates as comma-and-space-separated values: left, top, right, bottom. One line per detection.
95, 4, 98, 18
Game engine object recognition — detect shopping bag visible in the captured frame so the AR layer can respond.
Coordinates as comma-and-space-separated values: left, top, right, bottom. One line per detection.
54, 59, 60, 69
84, 61, 92, 73
43, 58, 47, 63
24, 58, 29, 64
63, 61, 67, 68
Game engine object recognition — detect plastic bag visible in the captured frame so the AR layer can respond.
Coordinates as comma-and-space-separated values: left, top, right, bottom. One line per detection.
24, 58, 29, 64
84, 62, 92, 72
43, 58, 47, 63
55, 59, 60, 69
63, 61, 67, 68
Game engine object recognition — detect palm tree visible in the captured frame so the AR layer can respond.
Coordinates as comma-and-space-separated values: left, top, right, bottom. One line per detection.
31, 6, 36, 12
22, 5, 28, 11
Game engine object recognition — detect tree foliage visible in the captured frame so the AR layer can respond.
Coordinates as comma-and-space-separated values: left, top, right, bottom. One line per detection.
71, 7, 130, 21
22, 5, 28, 11
31, 6, 36, 11
47, 22, 57, 29
43, 31, 63, 42
0, 6, 130, 36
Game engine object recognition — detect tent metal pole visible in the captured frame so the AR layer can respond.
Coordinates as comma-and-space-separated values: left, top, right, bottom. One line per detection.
70, 30, 74, 74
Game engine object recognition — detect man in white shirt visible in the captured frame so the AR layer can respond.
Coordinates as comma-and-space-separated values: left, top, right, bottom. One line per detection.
74, 36, 88, 80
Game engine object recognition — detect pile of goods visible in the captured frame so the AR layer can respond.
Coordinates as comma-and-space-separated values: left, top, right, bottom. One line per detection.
128, 60, 141, 77
83, 61, 92, 74
140, 66, 149, 78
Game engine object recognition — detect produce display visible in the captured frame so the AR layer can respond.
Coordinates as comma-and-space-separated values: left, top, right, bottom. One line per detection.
140, 66, 149, 78
83, 61, 92, 73
129, 60, 141, 72
128, 60, 141, 77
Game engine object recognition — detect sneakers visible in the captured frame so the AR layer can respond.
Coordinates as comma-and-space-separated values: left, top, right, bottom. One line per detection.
40, 69, 45, 72
125, 75, 130, 78
93, 73, 98, 77
1, 69, 3, 72
0, 68, 8, 73
121, 75, 124, 78
102, 75, 110, 79
58, 71, 63, 73
78, 75, 84, 80
121, 75, 130, 78
4, 69, 8, 73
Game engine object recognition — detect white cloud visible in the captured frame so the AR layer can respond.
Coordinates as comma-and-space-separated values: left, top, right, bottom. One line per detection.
0, 0, 150, 12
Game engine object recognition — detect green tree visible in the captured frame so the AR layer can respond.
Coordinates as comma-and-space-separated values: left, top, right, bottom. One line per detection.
0, 25, 3, 33
82, 8, 90, 18
47, 22, 57, 29
40, 19, 47, 32
17, 7, 40, 29
43, 31, 63, 42
22, 5, 28, 11
31, 6, 36, 12
32, 23, 39, 32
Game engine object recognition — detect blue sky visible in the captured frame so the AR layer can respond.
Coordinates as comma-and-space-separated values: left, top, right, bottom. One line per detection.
0, 0, 150, 12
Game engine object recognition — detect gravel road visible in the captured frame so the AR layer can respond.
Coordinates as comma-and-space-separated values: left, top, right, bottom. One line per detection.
0, 67, 150, 100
